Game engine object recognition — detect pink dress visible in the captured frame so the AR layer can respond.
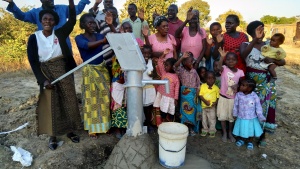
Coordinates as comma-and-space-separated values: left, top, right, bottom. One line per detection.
181, 27, 206, 59
148, 34, 176, 59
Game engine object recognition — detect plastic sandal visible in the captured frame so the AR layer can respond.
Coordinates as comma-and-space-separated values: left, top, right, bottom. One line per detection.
247, 142, 254, 150
209, 132, 215, 138
200, 131, 207, 137
235, 140, 245, 147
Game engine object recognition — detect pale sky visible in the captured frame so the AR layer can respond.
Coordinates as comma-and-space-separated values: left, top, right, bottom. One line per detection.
0, 0, 299, 25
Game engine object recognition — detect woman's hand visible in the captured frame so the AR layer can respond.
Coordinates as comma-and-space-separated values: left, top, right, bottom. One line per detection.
43, 80, 54, 89
255, 25, 264, 39
218, 47, 228, 58
186, 7, 194, 21
105, 11, 113, 25
138, 8, 145, 21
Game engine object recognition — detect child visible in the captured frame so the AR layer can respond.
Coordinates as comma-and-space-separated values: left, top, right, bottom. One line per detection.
217, 47, 244, 143
233, 79, 266, 150
141, 45, 156, 130
213, 61, 221, 88
199, 71, 220, 137
153, 49, 180, 125
205, 22, 222, 72
260, 33, 286, 81
174, 52, 201, 136
197, 66, 207, 84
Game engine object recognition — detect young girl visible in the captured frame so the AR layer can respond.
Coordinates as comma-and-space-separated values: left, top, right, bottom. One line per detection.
197, 66, 207, 84
153, 49, 180, 125
174, 52, 201, 136
205, 22, 222, 72
217, 47, 244, 142
233, 79, 266, 150
141, 45, 156, 130
215, 15, 248, 74
199, 72, 220, 137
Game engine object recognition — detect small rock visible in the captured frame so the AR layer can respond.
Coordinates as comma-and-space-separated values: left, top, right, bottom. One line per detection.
291, 136, 298, 140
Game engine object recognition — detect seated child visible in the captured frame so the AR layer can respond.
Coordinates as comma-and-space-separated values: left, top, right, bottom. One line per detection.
260, 33, 286, 81
199, 71, 220, 137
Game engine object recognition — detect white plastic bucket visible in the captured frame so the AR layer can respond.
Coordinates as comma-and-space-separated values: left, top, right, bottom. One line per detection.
158, 122, 189, 168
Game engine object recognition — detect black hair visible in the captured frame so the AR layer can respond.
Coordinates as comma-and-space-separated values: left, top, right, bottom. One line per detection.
272, 33, 285, 44
246, 20, 264, 37
79, 13, 94, 29
226, 52, 238, 59
197, 66, 207, 73
39, 9, 59, 26
226, 14, 240, 25
165, 58, 177, 73
107, 6, 118, 15
142, 44, 152, 51
153, 15, 169, 28
205, 71, 216, 79
241, 78, 256, 92
121, 21, 132, 28
128, 3, 137, 10
168, 4, 178, 12
210, 22, 221, 30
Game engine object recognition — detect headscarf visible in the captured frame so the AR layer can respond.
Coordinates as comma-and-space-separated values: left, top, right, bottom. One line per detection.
153, 15, 168, 28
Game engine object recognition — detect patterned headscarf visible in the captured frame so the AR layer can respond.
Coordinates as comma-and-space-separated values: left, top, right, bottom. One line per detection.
153, 15, 168, 28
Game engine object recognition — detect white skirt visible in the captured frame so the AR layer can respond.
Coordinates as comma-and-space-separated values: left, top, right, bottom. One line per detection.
153, 92, 175, 115
143, 85, 156, 106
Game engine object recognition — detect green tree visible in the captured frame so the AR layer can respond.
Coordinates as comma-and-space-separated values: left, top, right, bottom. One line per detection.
0, 7, 37, 71
119, 0, 176, 32
177, 0, 211, 27
215, 9, 246, 29
260, 15, 278, 24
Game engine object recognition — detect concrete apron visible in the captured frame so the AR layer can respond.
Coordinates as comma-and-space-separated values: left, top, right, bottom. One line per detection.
153, 154, 212, 169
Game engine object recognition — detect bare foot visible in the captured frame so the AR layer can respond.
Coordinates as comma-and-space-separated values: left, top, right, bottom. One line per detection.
89, 133, 98, 139
222, 133, 227, 142
228, 133, 236, 143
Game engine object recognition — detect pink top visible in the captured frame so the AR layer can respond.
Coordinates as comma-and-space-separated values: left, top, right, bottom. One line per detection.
156, 57, 180, 99
168, 18, 184, 51
181, 27, 206, 59
220, 65, 244, 99
148, 34, 176, 60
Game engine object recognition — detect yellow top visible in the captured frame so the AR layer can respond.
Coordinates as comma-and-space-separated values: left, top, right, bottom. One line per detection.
199, 83, 220, 108
261, 45, 286, 60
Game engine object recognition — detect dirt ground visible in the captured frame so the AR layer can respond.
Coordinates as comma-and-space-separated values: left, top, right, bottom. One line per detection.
0, 45, 299, 169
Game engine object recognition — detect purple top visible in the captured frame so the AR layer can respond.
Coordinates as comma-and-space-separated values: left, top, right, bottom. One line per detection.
233, 92, 266, 121
174, 66, 200, 88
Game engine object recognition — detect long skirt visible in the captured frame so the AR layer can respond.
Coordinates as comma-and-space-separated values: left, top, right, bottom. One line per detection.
246, 67, 277, 132
180, 86, 202, 133
82, 63, 111, 134
111, 82, 127, 128
37, 56, 81, 136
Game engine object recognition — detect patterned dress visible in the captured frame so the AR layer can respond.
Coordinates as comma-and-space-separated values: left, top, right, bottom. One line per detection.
223, 32, 248, 73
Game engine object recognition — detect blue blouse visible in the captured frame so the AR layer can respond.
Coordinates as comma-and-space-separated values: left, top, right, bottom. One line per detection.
75, 33, 105, 65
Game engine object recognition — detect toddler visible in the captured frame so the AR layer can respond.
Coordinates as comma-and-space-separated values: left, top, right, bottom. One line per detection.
260, 33, 286, 81
233, 79, 266, 150
199, 71, 220, 137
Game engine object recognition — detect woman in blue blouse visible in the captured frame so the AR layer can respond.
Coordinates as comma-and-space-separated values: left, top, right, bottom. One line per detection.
75, 13, 111, 139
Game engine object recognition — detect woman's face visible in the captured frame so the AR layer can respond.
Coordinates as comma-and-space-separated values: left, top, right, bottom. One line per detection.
157, 21, 169, 36
83, 17, 97, 33
41, 13, 55, 31
225, 17, 238, 33
189, 15, 199, 27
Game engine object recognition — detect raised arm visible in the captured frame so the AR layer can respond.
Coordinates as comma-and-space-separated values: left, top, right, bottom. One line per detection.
142, 25, 150, 45
174, 51, 189, 67
75, 0, 91, 15
212, 34, 224, 60
105, 11, 117, 33
89, 0, 102, 16
5, 0, 38, 24
217, 47, 227, 72
174, 7, 194, 38
57, 0, 76, 36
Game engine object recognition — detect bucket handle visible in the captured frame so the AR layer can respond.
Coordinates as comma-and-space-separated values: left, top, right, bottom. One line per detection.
159, 143, 186, 153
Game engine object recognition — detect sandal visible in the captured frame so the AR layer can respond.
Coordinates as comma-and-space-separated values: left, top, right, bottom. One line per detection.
209, 132, 215, 138
258, 141, 267, 148
48, 137, 58, 150
67, 133, 80, 143
189, 130, 196, 136
247, 142, 254, 150
200, 131, 207, 137
89, 133, 98, 139
235, 140, 245, 147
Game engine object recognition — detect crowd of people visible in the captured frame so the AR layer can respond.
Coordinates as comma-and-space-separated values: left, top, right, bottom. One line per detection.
3, 0, 286, 151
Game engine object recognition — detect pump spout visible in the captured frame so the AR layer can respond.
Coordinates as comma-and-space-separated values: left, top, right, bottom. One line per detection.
142, 80, 170, 94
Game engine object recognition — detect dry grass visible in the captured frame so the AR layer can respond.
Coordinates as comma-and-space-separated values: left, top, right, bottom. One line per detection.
282, 44, 300, 73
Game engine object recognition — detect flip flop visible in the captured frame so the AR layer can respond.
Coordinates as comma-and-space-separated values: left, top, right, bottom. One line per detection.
48, 137, 58, 150
247, 142, 254, 150
67, 133, 80, 143
235, 140, 244, 147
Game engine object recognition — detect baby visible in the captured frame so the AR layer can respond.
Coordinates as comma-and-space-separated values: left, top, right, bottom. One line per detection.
260, 33, 286, 81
